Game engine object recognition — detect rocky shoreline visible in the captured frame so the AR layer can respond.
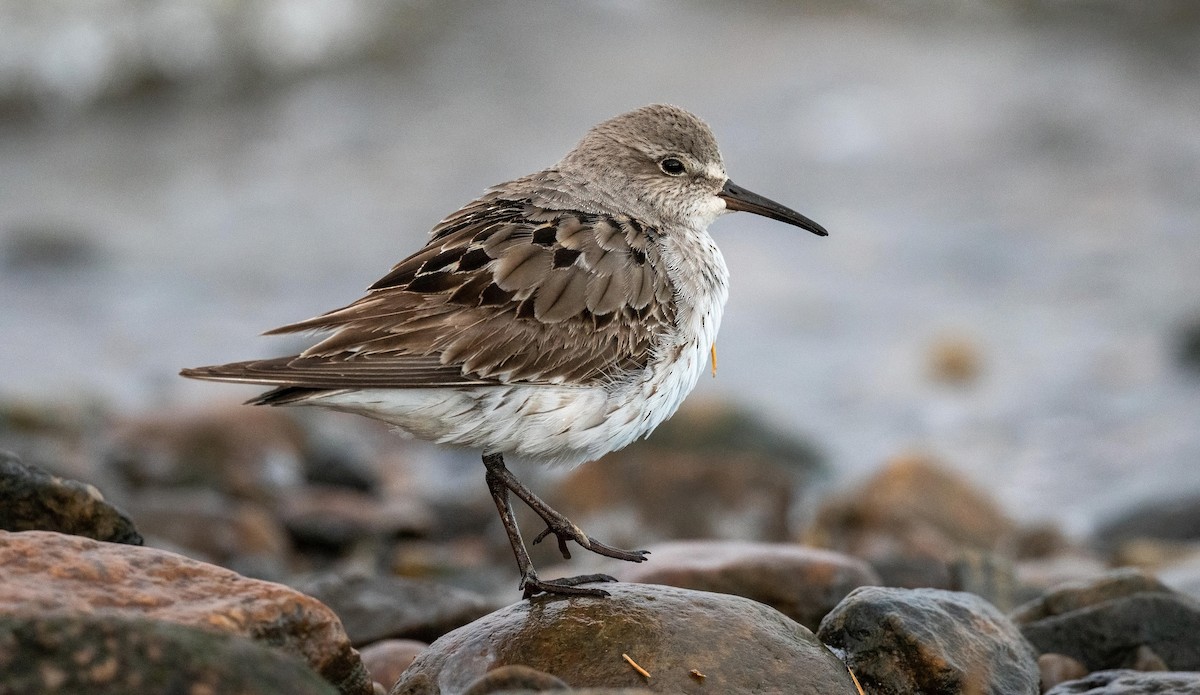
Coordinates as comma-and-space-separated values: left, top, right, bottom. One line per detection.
3, 402, 1200, 694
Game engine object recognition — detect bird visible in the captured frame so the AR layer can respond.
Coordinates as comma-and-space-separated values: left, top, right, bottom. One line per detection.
182, 104, 827, 598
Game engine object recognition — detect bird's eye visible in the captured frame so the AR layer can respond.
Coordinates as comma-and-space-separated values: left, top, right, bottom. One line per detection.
658, 157, 686, 176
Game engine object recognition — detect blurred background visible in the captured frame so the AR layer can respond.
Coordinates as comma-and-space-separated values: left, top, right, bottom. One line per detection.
1, 0, 1199, 587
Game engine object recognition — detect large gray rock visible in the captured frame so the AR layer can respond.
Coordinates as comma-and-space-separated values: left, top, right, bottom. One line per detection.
392, 582, 856, 695
818, 586, 1038, 695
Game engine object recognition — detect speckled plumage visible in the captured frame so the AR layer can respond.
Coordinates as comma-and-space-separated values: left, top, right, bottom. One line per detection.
183, 104, 827, 596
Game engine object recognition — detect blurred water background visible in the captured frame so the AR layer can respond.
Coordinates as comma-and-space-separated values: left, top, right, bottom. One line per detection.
1, 0, 1198, 536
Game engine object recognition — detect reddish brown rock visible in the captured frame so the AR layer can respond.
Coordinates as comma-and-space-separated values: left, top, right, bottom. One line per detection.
612, 540, 879, 629
0, 530, 371, 695
391, 582, 857, 695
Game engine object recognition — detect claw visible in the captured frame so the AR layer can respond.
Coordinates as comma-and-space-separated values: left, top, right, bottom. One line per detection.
521, 573, 618, 599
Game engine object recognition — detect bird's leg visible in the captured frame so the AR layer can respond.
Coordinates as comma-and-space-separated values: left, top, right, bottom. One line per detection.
482, 453, 645, 598
482, 453, 649, 564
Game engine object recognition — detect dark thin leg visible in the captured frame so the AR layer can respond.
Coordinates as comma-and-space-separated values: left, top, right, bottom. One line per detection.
482, 452, 648, 598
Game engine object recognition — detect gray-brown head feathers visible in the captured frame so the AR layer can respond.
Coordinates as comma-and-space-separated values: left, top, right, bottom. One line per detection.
533, 104, 731, 229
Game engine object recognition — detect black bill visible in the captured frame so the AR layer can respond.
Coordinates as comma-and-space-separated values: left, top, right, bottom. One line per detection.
718, 179, 828, 236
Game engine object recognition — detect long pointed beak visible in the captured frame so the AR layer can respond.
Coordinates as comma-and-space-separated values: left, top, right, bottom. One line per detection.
718, 179, 828, 236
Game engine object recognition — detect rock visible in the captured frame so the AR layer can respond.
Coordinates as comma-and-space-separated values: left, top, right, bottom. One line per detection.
1016, 552, 1110, 596
1110, 538, 1200, 572
548, 400, 820, 549
297, 571, 496, 646
0, 612, 337, 694
0, 451, 142, 544
806, 455, 1018, 586
1132, 645, 1169, 672
279, 486, 433, 555
0, 530, 372, 695
107, 407, 307, 500
1095, 495, 1200, 553
1157, 551, 1200, 602
1039, 653, 1090, 692
551, 451, 796, 548
817, 586, 1039, 695
360, 639, 427, 692
1010, 568, 1173, 624
947, 548, 1021, 612
610, 540, 879, 630
124, 487, 289, 573
460, 665, 569, 694
1013, 569, 1200, 671
1044, 669, 1200, 694
391, 583, 856, 695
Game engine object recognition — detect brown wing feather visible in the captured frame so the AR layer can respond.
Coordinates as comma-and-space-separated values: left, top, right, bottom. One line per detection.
190, 195, 677, 389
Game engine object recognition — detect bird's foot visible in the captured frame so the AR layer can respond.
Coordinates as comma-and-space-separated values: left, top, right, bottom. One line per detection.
521, 572, 618, 599
531, 521, 649, 564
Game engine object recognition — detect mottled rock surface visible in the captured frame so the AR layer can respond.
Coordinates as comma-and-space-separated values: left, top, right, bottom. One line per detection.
392, 582, 856, 695
0, 613, 337, 695
818, 586, 1038, 695
0, 451, 141, 544
0, 530, 371, 695
613, 540, 879, 629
